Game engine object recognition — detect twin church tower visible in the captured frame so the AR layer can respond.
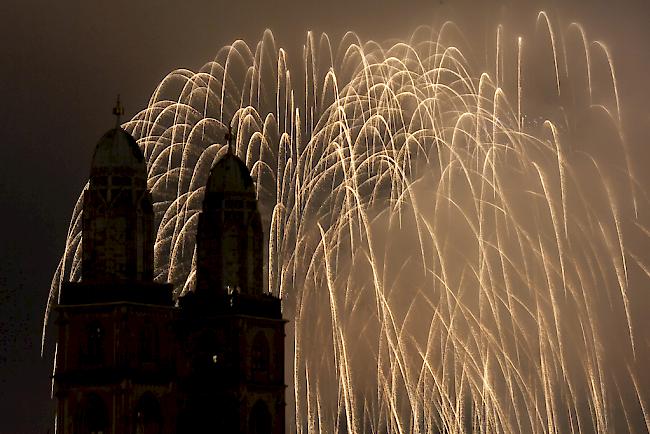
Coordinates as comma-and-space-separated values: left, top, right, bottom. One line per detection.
54, 101, 286, 433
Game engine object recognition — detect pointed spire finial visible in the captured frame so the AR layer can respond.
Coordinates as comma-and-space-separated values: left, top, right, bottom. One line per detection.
224, 122, 234, 154
112, 94, 124, 128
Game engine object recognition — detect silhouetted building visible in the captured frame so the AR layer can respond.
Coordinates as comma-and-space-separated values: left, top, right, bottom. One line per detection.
53, 104, 285, 434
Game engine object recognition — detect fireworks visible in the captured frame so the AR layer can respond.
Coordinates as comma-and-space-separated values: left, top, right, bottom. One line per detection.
48, 12, 649, 433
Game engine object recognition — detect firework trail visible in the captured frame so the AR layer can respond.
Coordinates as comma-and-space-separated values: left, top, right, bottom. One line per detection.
48, 13, 649, 434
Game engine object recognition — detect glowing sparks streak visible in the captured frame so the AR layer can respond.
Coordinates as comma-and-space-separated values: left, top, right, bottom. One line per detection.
46, 14, 647, 434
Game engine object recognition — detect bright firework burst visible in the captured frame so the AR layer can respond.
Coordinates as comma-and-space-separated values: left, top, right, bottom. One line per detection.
47, 12, 649, 433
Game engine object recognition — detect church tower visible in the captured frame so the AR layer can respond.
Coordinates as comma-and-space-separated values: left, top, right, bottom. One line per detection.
54, 100, 176, 434
53, 106, 286, 433
177, 128, 286, 434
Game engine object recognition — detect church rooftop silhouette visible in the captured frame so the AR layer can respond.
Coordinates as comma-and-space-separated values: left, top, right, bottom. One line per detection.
53, 99, 286, 434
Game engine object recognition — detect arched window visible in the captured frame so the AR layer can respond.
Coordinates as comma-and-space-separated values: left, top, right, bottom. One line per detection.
249, 400, 272, 434
134, 393, 162, 434
251, 331, 270, 381
86, 322, 104, 365
76, 393, 108, 434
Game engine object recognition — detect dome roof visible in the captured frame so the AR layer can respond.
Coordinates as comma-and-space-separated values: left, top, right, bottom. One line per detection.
90, 127, 146, 175
206, 153, 255, 194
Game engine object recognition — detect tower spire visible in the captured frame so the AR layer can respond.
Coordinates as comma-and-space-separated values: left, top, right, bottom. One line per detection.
224, 122, 234, 154
112, 94, 124, 128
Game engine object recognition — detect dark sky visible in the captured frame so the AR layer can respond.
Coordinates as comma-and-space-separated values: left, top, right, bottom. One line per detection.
1, 0, 648, 432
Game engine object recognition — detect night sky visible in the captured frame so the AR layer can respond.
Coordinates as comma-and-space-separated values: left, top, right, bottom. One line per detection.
1, 0, 648, 432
